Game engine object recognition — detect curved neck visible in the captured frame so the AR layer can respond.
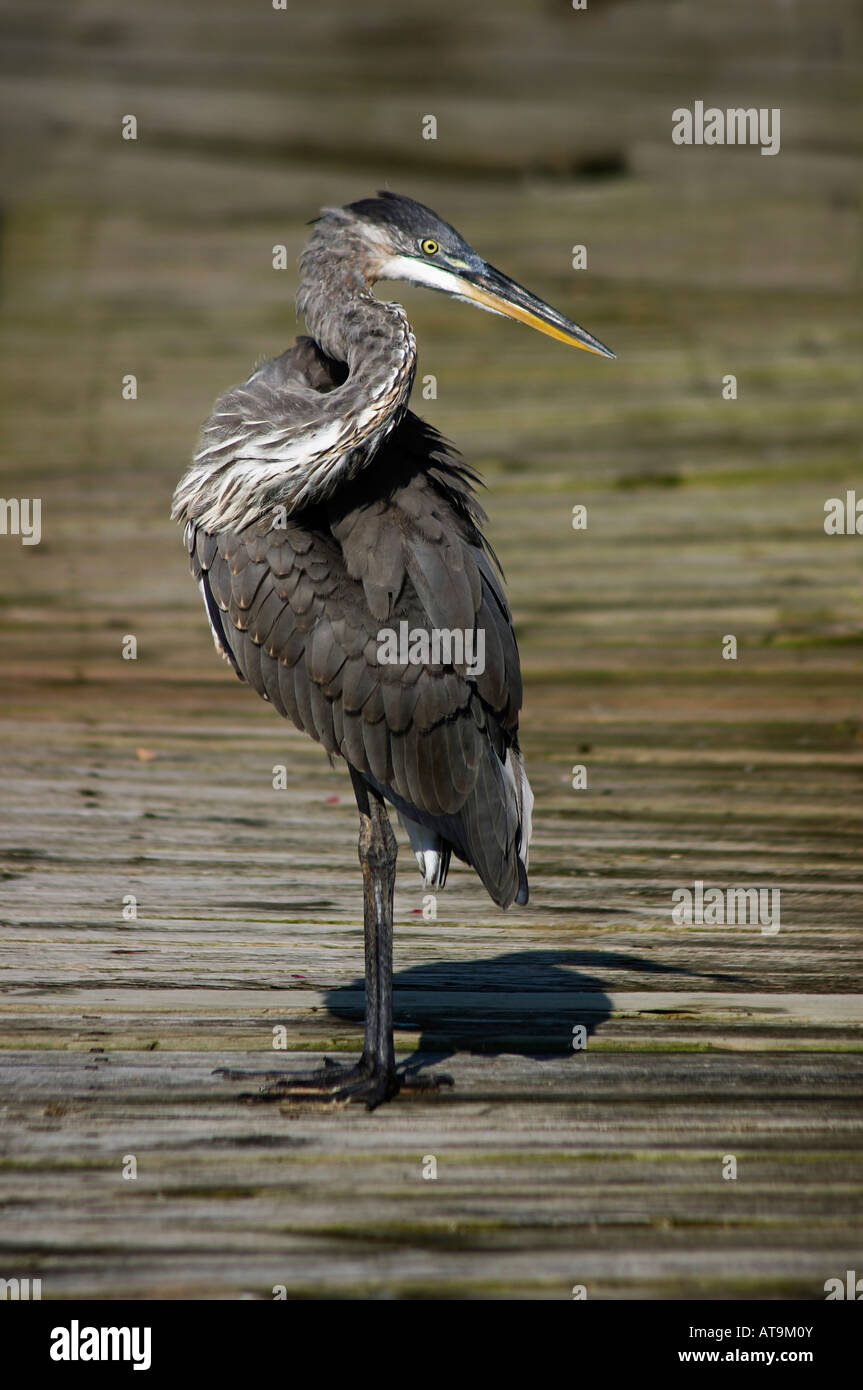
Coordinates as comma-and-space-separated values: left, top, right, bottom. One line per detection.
296, 221, 417, 406
173, 221, 417, 533
290, 232, 418, 505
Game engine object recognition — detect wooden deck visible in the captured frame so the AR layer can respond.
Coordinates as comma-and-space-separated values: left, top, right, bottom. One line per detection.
0, 0, 861, 1298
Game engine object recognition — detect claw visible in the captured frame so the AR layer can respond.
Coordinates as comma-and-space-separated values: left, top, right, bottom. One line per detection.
216, 1058, 453, 1110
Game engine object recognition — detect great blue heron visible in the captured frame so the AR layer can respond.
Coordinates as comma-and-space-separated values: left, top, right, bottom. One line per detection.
173, 192, 613, 1108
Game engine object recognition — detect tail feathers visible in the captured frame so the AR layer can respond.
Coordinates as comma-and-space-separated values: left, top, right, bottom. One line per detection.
457, 741, 532, 909
398, 813, 451, 891
363, 744, 533, 910
397, 745, 533, 908
505, 747, 533, 906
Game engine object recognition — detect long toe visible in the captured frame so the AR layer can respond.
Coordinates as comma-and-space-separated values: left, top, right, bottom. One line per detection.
258, 1064, 398, 1109
216, 1059, 446, 1109
216, 1057, 373, 1101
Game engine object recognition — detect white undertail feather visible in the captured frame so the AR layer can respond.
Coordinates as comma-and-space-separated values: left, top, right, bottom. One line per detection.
398, 749, 532, 897
398, 814, 450, 891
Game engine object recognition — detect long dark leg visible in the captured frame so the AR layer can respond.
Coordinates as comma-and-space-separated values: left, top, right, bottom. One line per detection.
353, 769, 396, 1086
219, 769, 451, 1109
351, 770, 453, 1102
218, 772, 399, 1108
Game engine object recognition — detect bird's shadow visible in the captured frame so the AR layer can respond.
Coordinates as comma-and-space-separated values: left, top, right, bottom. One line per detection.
322, 949, 744, 1069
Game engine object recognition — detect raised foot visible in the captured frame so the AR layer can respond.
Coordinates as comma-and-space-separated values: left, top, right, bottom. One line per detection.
214, 1058, 454, 1111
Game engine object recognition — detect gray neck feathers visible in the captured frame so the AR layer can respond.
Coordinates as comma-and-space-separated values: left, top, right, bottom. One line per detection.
172, 213, 416, 533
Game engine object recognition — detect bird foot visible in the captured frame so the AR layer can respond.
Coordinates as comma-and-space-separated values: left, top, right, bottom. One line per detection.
214, 1057, 453, 1111
246, 1057, 399, 1111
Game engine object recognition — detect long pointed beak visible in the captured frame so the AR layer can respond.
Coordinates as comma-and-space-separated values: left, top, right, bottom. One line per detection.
455, 261, 615, 358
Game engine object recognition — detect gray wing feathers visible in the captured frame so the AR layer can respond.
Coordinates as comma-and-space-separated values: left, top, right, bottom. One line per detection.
186, 417, 530, 907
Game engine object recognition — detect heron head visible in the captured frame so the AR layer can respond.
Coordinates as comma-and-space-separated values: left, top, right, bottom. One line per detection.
337, 190, 614, 359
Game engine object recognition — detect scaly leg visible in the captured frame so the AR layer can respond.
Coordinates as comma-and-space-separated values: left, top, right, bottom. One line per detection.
220, 771, 451, 1109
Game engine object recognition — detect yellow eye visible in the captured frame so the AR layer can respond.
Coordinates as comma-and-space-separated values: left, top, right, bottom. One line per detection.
420, 238, 439, 256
